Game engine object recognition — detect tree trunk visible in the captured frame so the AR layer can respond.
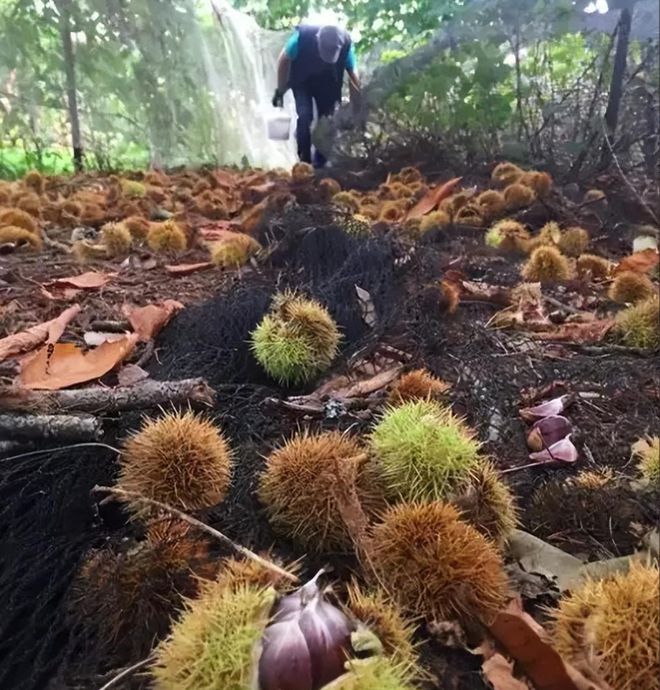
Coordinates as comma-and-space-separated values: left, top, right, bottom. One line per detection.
58, 0, 83, 172
0, 378, 216, 414
600, 6, 633, 166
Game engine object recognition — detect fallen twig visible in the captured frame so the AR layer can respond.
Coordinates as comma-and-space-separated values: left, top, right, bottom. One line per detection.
0, 413, 102, 442
93, 485, 299, 583
544, 295, 587, 316
0, 377, 215, 414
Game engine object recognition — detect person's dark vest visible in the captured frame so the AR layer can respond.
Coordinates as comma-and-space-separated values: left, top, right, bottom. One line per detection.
288, 25, 351, 101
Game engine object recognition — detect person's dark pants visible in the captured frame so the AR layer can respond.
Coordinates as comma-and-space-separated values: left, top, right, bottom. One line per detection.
293, 77, 339, 168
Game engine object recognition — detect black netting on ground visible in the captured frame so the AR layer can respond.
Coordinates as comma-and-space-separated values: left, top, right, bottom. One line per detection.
0, 446, 118, 690
150, 216, 402, 389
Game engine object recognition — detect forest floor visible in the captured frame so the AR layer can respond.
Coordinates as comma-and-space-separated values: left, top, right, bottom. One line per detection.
0, 162, 658, 690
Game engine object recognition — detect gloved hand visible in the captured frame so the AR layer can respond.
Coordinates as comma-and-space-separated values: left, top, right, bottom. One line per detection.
272, 89, 284, 108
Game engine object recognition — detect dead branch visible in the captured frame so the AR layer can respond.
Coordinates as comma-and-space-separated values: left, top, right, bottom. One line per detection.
0, 413, 102, 441
0, 377, 215, 414
93, 485, 299, 583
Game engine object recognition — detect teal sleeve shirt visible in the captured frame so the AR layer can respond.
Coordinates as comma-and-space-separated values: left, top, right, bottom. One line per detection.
284, 30, 357, 71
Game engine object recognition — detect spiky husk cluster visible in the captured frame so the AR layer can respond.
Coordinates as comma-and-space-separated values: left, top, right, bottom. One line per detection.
558, 226, 590, 257
537, 221, 562, 246
0, 225, 42, 250
399, 166, 422, 184
102, 222, 132, 257
346, 583, 418, 671
419, 210, 450, 233
292, 161, 314, 182
211, 234, 261, 268
633, 436, 660, 483
341, 213, 372, 236
520, 170, 552, 198
251, 292, 340, 386
451, 461, 518, 545
326, 656, 417, 690
333, 191, 360, 212
370, 400, 480, 502
23, 170, 46, 194
122, 215, 151, 239
527, 470, 654, 555
522, 246, 571, 282
119, 178, 146, 198
441, 191, 470, 216
152, 581, 274, 690
259, 430, 384, 551
319, 177, 341, 200
0, 207, 39, 233
485, 219, 529, 252
379, 200, 407, 223
504, 183, 536, 210
576, 254, 611, 281
491, 162, 523, 187
608, 270, 656, 304
15, 191, 42, 216
118, 410, 232, 512
72, 519, 217, 656
369, 501, 508, 625
216, 555, 299, 593
388, 369, 449, 404
147, 220, 187, 253
477, 190, 506, 220
550, 562, 659, 690
614, 296, 659, 349
454, 204, 484, 226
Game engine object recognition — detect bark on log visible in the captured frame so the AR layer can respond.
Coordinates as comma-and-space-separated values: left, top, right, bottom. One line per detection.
0, 378, 216, 414
0, 413, 102, 442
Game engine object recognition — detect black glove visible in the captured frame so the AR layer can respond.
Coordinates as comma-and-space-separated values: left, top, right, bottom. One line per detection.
272, 89, 284, 108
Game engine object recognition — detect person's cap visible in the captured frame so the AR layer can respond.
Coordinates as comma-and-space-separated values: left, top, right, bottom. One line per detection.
317, 25, 346, 64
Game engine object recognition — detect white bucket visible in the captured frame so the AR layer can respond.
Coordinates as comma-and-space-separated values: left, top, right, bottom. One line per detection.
267, 111, 292, 141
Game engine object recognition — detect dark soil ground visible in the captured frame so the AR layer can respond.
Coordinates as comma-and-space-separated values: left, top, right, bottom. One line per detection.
1, 176, 658, 690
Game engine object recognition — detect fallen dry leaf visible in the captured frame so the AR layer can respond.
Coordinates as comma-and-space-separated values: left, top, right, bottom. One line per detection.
355, 285, 377, 327
164, 261, 214, 276
332, 365, 403, 399
117, 363, 150, 386
488, 599, 611, 690
20, 334, 139, 390
0, 304, 81, 363
530, 319, 614, 343
83, 331, 128, 347
482, 651, 529, 690
122, 300, 184, 342
406, 176, 463, 219
40, 285, 81, 301
50, 271, 116, 289
614, 248, 659, 275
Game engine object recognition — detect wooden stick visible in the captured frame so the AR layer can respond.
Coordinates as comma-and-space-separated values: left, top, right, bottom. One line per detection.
0, 413, 102, 442
92, 485, 299, 583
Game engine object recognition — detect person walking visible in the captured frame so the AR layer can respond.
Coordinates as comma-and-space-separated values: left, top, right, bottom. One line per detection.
272, 24, 360, 168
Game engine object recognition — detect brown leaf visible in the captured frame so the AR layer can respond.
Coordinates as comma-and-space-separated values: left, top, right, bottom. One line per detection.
40, 286, 82, 301
164, 261, 214, 276
19, 335, 139, 390
614, 248, 659, 275
0, 304, 81, 363
482, 652, 530, 690
530, 319, 614, 343
332, 365, 403, 399
406, 176, 463, 219
488, 599, 611, 690
355, 285, 377, 327
122, 300, 184, 342
50, 271, 116, 289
